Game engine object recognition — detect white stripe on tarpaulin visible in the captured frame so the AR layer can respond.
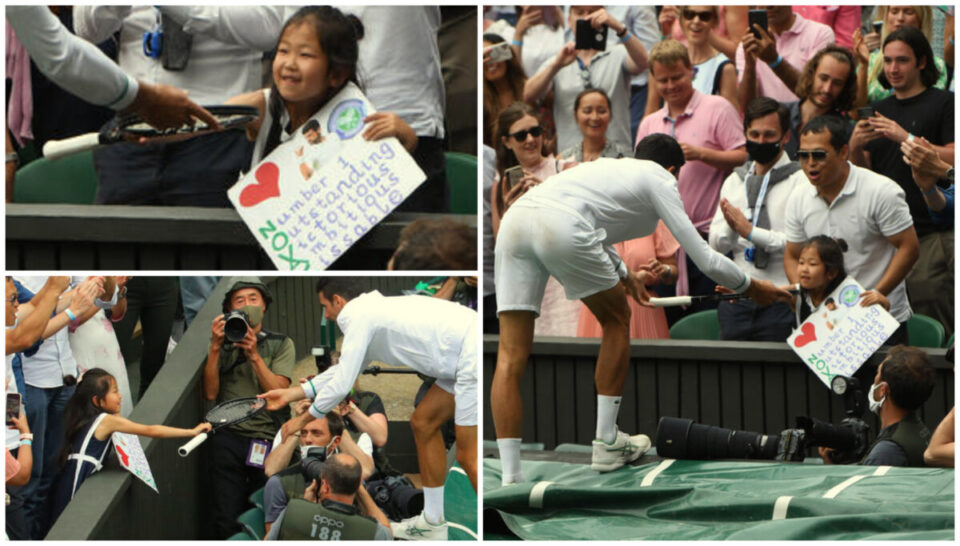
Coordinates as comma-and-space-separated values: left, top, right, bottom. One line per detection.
873, 465, 891, 476
640, 459, 675, 487
822, 474, 868, 499
528, 481, 555, 508
449, 466, 467, 476
772, 496, 792, 520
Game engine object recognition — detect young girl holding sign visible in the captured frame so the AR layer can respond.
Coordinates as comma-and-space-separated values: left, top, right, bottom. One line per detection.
46, 369, 210, 531
792, 235, 889, 325
229, 6, 418, 167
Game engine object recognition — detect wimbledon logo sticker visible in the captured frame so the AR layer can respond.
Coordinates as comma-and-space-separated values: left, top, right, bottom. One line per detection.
839, 284, 861, 307
328, 99, 366, 139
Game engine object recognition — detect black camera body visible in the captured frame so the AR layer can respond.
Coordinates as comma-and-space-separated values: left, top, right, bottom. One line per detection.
223, 310, 250, 344
365, 475, 423, 521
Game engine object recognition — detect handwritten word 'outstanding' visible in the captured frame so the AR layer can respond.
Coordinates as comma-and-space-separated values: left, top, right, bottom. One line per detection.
808, 305, 891, 384
258, 143, 403, 270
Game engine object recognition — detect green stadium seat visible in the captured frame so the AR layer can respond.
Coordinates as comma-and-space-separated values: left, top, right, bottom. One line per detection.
13, 150, 98, 204
947, 333, 954, 349
249, 488, 264, 511
669, 310, 720, 340
227, 531, 254, 540
236, 507, 265, 540
445, 152, 477, 214
906, 314, 945, 348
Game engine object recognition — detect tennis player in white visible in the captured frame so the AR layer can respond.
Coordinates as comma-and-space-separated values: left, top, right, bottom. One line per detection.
259, 279, 477, 541
493, 134, 793, 483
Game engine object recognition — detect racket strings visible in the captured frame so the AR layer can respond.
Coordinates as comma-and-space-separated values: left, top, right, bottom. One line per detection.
124, 114, 254, 135
206, 398, 266, 424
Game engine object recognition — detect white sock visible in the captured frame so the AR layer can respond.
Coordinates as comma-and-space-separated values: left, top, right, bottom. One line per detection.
497, 438, 524, 484
596, 395, 622, 444
422, 486, 444, 525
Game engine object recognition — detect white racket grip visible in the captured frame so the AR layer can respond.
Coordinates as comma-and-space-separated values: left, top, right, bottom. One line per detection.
649, 296, 693, 307
42, 133, 102, 160
178, 432, 209, 457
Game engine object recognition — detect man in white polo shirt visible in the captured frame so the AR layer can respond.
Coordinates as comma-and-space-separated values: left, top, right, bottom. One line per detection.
259, 279, 477, 541
784, 115, 919, 344
492, 134, 793, 487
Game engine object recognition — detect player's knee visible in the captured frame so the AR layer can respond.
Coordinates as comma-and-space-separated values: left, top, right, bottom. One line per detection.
410, 410, 441, 437
455, 447, 477, 474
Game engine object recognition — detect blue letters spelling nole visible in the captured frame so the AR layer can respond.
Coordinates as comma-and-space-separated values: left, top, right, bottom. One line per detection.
259, 142, 405, 270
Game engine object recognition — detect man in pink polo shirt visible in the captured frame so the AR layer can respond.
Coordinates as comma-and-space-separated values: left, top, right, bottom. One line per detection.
635, 39, 746, 320
736, 6, 835, 110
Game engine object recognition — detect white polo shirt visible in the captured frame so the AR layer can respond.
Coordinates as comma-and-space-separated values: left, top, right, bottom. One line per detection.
709, 154, 807, 286
784, 163, 914, 322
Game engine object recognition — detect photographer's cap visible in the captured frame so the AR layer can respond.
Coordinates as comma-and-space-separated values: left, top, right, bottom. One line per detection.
222, 278, 274, 313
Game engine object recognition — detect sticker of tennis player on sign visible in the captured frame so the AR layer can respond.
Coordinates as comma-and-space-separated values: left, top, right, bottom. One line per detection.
227, 83, 426, 271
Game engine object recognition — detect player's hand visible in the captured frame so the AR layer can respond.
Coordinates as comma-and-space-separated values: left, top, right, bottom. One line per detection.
210, 314, 226, 346
818, 446, 836, 464
192, 422, 212, 436
646, 258, 675, 284
745, 278, 794, 306
130, 81, 219, 131
622, 269, 653, 307
259, 388, 294, 411
859, 289, 890, 310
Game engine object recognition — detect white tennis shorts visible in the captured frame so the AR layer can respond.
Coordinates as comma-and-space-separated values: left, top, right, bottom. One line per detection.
434, 325, 477, 426
494, 202, 620, 316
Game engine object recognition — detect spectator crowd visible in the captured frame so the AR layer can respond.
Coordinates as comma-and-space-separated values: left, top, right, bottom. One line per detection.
483, 5, 953, 343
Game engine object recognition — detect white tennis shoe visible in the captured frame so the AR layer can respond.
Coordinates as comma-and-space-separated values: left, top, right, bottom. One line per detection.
391, 512, 448, 541
591, 430, 651, 472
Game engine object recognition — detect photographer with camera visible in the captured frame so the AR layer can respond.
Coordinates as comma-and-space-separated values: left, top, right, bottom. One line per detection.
821, 346, 936, 467
202, 279, 295, 538
265, 453, 392, 540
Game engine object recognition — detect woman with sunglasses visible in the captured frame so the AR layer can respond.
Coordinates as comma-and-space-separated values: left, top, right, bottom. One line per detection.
491, 102, 559, 237
658, 5, 748, 60
646, 6, 739, 117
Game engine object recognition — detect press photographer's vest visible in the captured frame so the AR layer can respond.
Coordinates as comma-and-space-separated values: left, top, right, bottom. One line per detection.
861, 412, 931, 467
277, 463, 308, 503
277, 498, 380, 540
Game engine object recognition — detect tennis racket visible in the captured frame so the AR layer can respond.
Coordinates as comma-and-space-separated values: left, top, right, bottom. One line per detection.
178, 396, 266, 457
650, 288, 799, 307
43, 105, 258, 160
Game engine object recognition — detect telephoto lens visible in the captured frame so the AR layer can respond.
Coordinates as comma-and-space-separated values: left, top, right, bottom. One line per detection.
223, 310, 250, 343
656, 417, 780, 460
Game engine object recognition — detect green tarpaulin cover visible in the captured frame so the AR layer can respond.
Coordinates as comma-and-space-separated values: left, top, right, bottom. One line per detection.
447, 464, 478, 540
484, 458, 953, 540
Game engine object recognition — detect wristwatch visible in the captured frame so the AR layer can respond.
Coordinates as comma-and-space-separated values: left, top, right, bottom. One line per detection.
615, 25, 628, 38
946, 166, 954, 184
6, 152, 19, 166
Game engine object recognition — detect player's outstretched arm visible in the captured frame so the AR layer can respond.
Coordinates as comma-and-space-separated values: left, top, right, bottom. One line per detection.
258, 385, 306, 411
744, 278, 794, 307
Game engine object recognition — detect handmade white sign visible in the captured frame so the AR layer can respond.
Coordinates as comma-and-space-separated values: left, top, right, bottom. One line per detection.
112, 431, 158, 493
228, 83, 426, 270
787, 276, 900, 388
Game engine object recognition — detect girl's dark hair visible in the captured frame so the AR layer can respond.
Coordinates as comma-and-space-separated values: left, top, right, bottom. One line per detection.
801, 235, 848, 297
493, 102, 543, 214
263, 6, 365, 158
877, 26, 940, 90
60, 368, 115, 467
573, 88, 611, 114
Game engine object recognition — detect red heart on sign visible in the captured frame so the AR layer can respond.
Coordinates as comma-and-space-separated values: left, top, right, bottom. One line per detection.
239, 162, 280, 207
793, 322, 817, 348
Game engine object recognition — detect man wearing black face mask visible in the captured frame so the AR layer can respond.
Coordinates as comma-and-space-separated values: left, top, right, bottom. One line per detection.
709, 98, 806, 341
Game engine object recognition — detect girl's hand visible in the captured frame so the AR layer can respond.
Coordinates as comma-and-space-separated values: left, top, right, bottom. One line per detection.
859, 289, 890, 310
193, 422, 213, 436
363, 112, 418, 153
864, 29, 881, 51
11, 411, 29, 434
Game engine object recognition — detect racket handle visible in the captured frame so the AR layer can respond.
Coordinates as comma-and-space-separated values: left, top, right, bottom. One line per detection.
178, 432, 209, 457
42, 133, 102, 160
649, 296, 693, 307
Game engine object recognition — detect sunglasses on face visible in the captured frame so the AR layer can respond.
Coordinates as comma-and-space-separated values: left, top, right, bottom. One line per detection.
509, 126, 544, 141
6, 295, 16, 305
682, 9, 714, 22
796, 150, 829, 162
